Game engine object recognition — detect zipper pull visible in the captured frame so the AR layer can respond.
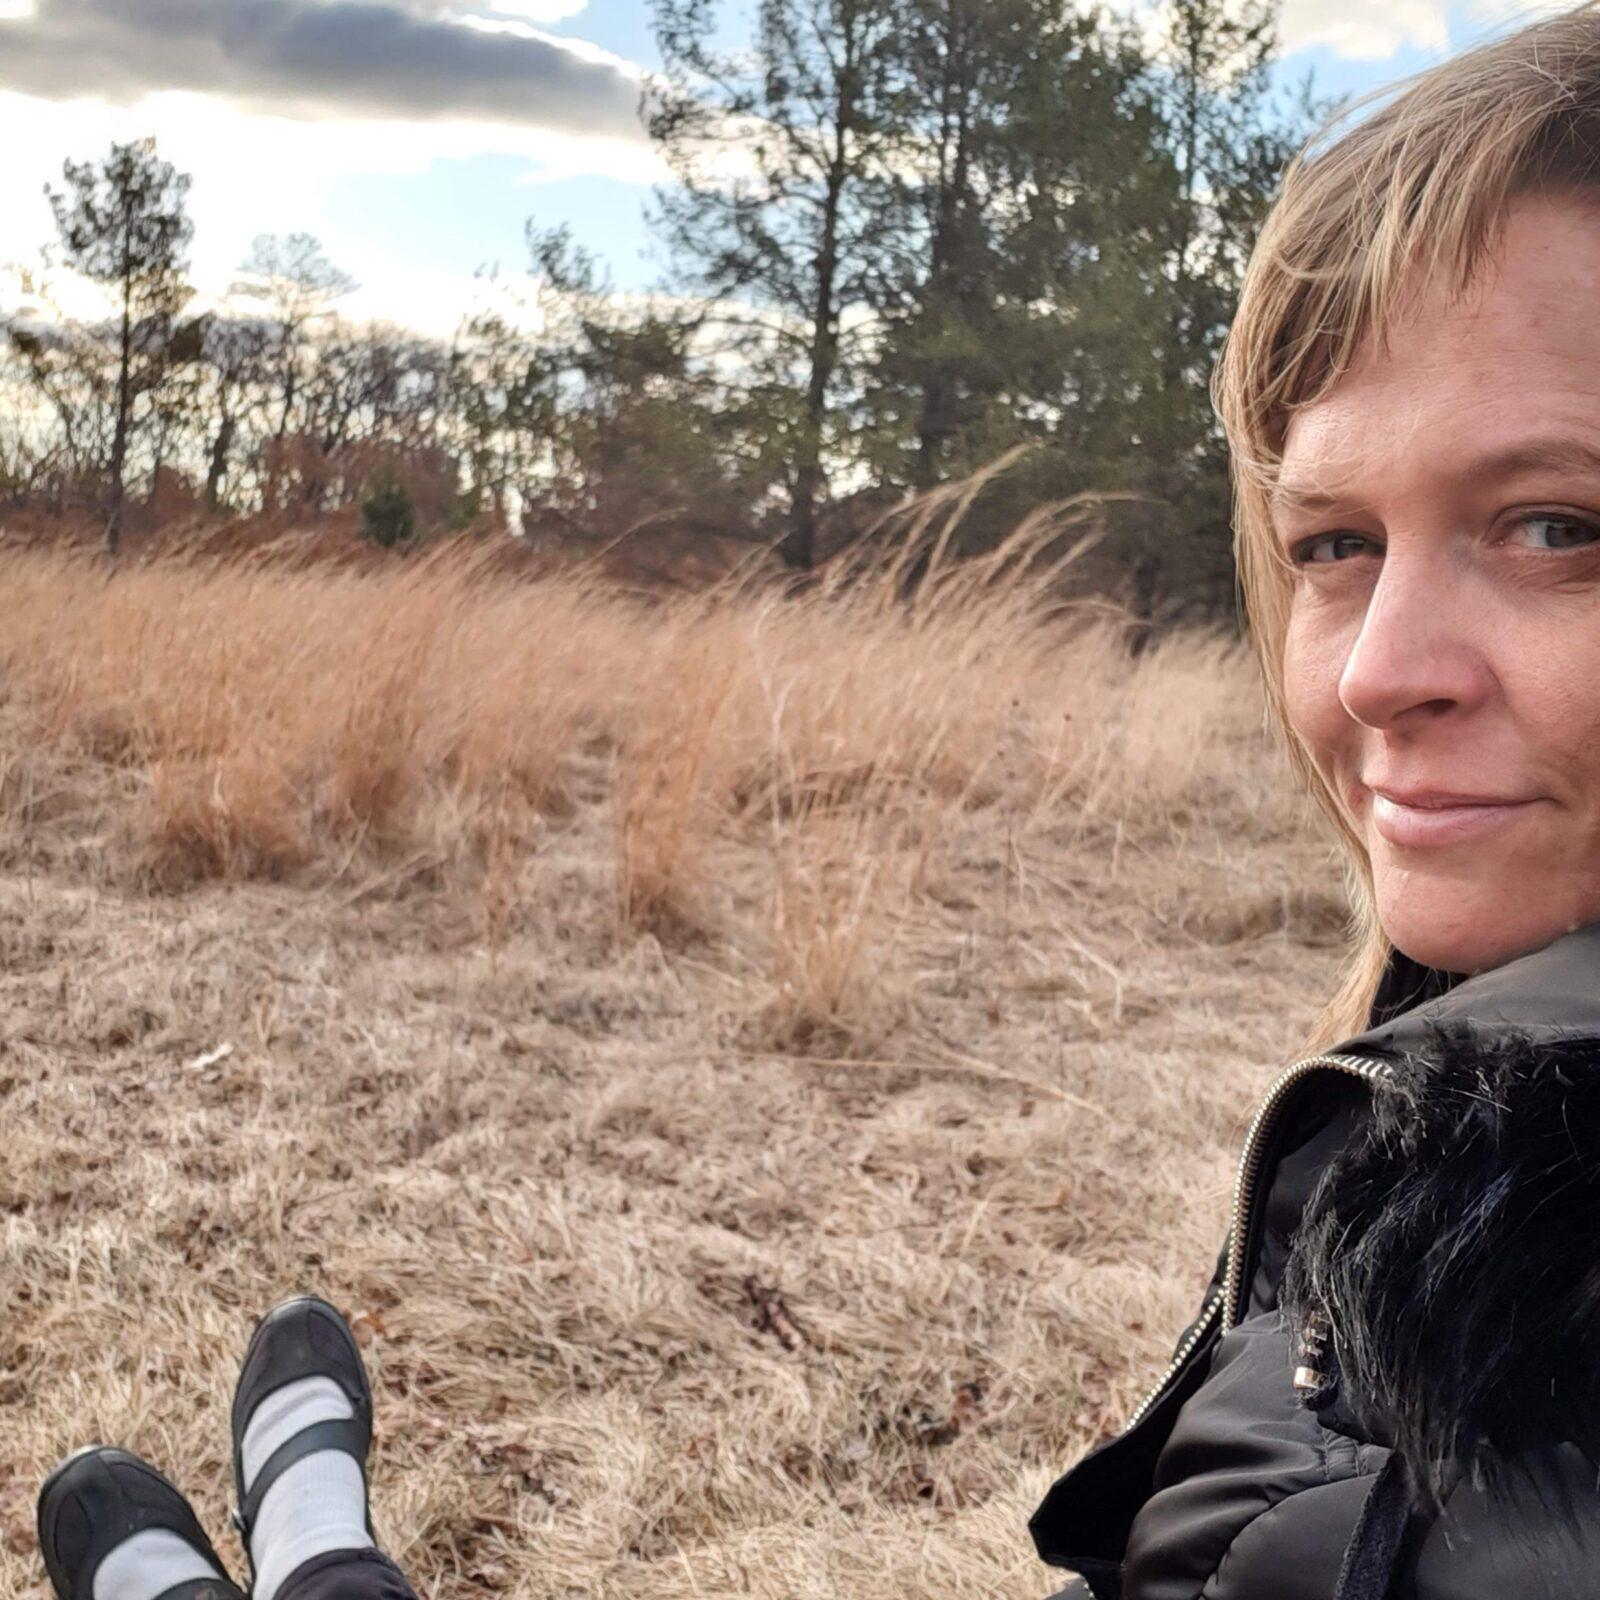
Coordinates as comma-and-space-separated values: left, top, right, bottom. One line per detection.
1293, 1309, 1334, 1402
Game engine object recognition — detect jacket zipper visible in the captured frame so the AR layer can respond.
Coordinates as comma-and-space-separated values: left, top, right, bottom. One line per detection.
1121, 1282, 1224, 1431
1120, 1050, 1390, 1432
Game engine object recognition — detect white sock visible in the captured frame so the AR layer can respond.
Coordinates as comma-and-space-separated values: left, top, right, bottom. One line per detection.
92, 1529, 225, 1600
241, 1376, 374, 1600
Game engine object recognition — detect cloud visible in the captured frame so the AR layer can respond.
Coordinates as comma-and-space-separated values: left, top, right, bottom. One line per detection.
0, 0, 645, 141
1278, 0, 1449, 60
1276, 0, 1575, 62
0, 85, 667, 340
484, 0, 592, 19
389, 0, 591, 17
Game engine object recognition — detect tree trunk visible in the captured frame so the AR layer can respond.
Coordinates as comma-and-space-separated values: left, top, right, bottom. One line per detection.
107, 279, 134, 557
1128, 551, 1160, 657
781, 229, 842, 570
205, 411, 236, 511
781, 56, 855, 571
913, 12, 970, 487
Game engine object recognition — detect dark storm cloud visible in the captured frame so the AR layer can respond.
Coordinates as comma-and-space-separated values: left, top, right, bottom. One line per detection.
0, 0, 645, 140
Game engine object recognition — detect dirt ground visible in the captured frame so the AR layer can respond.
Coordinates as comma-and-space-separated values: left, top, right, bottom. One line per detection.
0, 544, 1347, 1598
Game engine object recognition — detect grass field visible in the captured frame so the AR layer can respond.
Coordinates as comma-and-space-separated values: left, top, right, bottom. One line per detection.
0, 536, 1347, 1598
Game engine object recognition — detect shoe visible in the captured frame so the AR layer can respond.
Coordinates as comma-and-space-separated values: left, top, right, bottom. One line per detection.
230, 1296, 376, 1584
37, 1446, 244, 1600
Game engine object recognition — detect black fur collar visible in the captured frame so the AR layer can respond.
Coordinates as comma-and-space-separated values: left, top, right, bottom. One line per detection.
1285, 1019, 1600, 1512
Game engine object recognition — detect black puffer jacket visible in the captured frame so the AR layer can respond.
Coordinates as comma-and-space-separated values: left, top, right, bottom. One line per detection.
1031, 921, 1600, 1599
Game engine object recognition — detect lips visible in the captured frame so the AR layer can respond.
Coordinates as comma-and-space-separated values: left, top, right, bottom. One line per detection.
1373, 788, 1532, 808
1366, 786, 1543, 848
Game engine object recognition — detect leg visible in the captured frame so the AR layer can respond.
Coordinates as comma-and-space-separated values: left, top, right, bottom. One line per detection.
276, 1548, 420, 1600
233, 1297, 419, 1600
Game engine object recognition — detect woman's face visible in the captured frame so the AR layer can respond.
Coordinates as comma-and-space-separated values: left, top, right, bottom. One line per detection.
1279, 193, 1600, 975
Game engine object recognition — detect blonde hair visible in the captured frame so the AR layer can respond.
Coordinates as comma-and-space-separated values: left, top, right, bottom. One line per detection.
1216, 3, 1600, 1048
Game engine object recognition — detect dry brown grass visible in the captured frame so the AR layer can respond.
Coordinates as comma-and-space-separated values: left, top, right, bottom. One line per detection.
0, 532, 1347, 1598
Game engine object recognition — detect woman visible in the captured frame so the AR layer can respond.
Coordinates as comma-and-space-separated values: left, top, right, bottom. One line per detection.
1032, 7, 1600, 1598
35, 1297, 418, 1600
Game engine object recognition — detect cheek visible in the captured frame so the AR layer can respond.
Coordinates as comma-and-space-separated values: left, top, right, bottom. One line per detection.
1281, 607, 1356, 765
1500, 623, 1600, 797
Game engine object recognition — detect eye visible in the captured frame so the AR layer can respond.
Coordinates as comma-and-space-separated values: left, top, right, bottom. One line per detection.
1505, 512, 1600, 550
1290, 532, 1377, 565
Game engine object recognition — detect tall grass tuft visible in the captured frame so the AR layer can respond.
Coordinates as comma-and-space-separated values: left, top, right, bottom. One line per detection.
0, 505, 1292, 1042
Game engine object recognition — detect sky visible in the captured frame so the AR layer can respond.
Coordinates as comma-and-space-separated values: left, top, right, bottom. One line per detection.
0, 0, 1562, 338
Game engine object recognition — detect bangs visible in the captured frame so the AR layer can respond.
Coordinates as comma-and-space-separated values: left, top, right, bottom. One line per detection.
1221, 7, 1600, 496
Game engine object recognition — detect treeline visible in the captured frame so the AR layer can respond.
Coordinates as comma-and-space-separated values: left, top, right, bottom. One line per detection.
0, 0, 1311, 611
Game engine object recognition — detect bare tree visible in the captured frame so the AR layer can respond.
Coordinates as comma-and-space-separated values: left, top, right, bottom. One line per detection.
233, 233, 358, 471
196, 314, 273, 511
649, 0, 902, 569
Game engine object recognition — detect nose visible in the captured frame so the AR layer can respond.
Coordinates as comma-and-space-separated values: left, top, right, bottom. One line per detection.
1336, 545, 1495, 730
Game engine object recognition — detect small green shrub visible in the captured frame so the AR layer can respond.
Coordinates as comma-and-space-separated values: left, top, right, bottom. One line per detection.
361, 476, 415, 549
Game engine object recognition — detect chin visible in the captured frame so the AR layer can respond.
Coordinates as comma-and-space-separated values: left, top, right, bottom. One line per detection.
1376, 879, 1577, 976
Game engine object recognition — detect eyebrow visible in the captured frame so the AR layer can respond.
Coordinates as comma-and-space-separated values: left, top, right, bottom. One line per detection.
1272, 435, 1600, 513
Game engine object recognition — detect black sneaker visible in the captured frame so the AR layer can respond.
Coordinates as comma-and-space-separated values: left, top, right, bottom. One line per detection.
230, 1295, 376, 1583
36, 1446, 244, 1600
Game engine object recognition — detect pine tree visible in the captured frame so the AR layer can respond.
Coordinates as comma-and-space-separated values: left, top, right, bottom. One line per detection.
1136, 0, 1313, 612
46, 138, 194, 555
861, 0, 1161, 495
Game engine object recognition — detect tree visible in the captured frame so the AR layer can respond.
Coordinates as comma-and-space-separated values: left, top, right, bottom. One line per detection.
268, 321, 451, 517
1157, 0, 1285, 332
234, 233, 358, 507
46, 138, 195, 553
869, 0, 1308, 609
447, 255, 564, 531
648, 0, 903, 568
860, 0, 1163, 493
4, 316, 118, 512
1131, 0, 1311, 611
195, 313, 273, 511
507, 225, 762, 544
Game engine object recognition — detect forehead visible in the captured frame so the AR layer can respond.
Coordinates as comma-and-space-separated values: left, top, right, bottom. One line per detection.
1277, 193, 1600, 496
